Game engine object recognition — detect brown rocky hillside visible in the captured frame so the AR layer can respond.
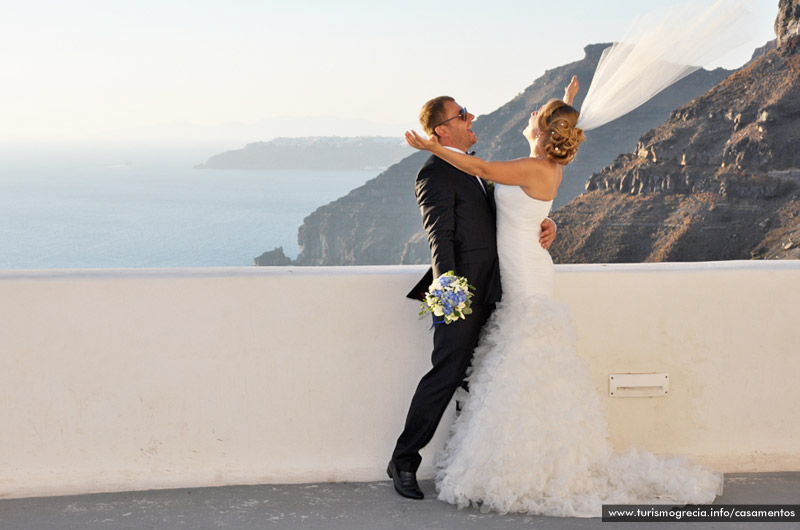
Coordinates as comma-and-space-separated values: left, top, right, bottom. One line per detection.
551, 6, 800, 264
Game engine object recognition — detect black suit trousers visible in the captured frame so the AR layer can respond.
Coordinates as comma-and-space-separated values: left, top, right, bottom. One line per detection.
391, 302, 495, 473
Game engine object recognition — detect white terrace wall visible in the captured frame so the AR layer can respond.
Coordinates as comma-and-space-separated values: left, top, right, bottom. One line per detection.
1, 261, 798, 499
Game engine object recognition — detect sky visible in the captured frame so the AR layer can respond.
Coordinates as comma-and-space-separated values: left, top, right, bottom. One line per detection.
0, 0, 779, 149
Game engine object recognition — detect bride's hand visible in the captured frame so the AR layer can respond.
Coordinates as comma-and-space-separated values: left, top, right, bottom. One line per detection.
405, 130, 440, 152
564, 75, 579, 106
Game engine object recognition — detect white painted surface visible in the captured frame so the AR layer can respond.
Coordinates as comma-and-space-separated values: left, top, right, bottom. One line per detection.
1, 261, 798, 499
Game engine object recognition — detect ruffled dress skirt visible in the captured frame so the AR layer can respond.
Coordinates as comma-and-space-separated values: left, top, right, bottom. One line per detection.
435, 294, 723, 517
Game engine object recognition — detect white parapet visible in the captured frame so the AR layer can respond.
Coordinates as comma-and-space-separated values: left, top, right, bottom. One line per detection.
0, 261, 799, 499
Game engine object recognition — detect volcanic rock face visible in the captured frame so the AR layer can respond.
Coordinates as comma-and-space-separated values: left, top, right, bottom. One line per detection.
293, 152, 430, 265
253, 247, 292, 266
776, 0, 800, 47
550, 24, 800, 263
749, 39, 778, 64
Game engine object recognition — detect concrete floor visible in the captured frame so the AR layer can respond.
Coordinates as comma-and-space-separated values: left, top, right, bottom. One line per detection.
0, 473, 798, 530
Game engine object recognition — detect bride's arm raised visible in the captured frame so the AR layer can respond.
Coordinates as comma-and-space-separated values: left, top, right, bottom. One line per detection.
564, 75, 578, 106
404, 130, 549, 188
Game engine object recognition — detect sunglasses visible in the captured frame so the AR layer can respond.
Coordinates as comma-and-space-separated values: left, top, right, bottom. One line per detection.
434, 107, 468, 128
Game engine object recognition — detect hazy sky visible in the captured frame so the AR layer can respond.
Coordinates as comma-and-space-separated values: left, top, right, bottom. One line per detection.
1, 0, 778, 146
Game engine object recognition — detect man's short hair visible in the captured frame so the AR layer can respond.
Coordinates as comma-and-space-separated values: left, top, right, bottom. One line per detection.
419, 96, 454, 137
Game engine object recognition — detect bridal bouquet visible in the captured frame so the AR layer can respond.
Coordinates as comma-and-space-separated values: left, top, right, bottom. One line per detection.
419, 271, 474, 325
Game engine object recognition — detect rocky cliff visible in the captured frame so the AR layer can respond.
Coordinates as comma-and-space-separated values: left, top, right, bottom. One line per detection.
274, 45, 731, 266
777, 0, 800, 47
550, 10, 800, 263
293, 152, 431, 265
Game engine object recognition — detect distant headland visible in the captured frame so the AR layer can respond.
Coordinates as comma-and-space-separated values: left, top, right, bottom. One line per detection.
194, 136, 412, 171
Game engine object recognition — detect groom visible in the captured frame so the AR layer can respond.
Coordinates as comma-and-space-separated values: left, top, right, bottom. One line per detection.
388, 97, 556, 499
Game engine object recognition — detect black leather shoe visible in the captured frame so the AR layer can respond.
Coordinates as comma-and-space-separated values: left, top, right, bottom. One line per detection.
387, 460, 424, 500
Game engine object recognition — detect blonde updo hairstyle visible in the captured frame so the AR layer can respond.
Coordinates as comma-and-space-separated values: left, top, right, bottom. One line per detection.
537, 99, 585, 165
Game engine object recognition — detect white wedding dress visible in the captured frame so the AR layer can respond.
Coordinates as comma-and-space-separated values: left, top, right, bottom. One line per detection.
435, 183, 723, 517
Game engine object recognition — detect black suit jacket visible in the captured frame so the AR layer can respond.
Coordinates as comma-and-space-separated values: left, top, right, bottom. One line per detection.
407, 154, 501, 305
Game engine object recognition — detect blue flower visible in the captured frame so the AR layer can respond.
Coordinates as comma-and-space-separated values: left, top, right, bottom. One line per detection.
419, 272, 474, 324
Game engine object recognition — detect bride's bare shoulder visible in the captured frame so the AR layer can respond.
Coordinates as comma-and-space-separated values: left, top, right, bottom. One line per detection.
520, 160, 561, 200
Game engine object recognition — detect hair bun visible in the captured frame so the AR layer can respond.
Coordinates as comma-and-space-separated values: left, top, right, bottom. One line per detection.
537, 100, 586, 166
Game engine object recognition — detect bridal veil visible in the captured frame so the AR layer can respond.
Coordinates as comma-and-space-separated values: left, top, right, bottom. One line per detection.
577, 0, 756, 131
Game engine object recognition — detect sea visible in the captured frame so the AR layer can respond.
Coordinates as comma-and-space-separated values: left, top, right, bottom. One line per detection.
0, 152, 379, 270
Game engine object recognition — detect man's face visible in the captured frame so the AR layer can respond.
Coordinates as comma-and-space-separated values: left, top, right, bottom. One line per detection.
436, 100, 477, 151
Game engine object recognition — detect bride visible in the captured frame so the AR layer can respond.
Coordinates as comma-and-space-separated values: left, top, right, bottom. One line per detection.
403, 79, 724, 516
